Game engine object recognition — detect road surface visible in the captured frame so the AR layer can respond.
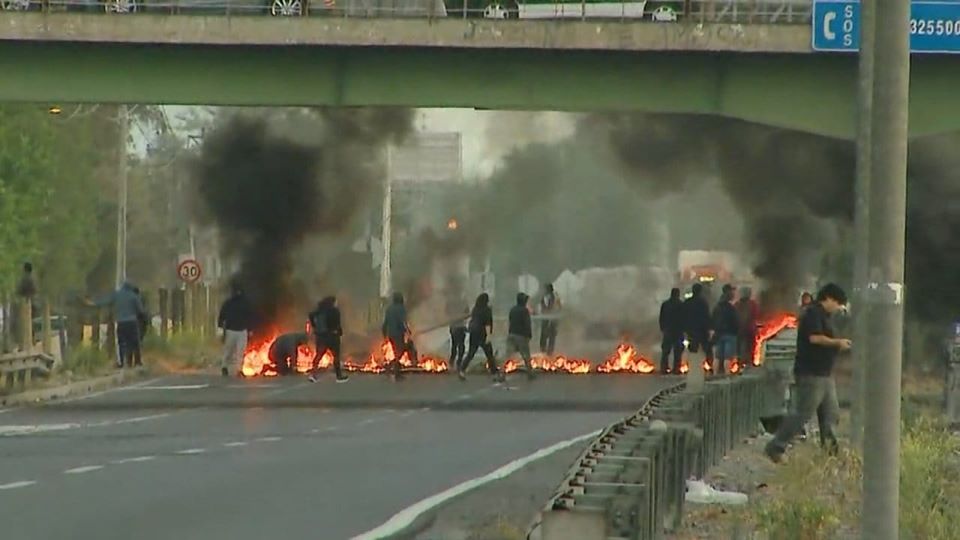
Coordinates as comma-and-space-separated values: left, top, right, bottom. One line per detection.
0, 373, 677, 540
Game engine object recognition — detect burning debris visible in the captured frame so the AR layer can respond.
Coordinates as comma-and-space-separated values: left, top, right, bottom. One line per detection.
503, 354, 592, 374
596, 344, 657, 374
752, 313, 799, 366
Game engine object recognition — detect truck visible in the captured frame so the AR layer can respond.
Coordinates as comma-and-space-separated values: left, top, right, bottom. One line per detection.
676, 250, 754, 299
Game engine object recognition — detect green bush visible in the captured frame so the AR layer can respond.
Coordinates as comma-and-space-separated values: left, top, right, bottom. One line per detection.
899, 418, 960, 540
61, 345, 112, 376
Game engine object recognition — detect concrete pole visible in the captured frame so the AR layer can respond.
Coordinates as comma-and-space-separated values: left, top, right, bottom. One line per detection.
861, 0, 910, 537
850, 0, 875, 452
115, 105, 129, 289
379, 145, 393, 300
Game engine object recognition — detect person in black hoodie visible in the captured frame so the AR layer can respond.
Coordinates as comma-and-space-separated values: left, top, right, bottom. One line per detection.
711, 287, 740, 374
659, 288, 685, 374
308, 296, 348, 383
458, 293, 504, 383
506, 292, 536, 381
449, 306, 469, 372
382, 292, 410, 382
684, 283, 712, 365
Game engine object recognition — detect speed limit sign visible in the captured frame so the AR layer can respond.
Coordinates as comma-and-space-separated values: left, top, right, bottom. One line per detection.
177, 259, 203, 284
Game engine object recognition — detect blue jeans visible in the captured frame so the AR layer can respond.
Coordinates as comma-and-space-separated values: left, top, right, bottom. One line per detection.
714, 334, 737, 373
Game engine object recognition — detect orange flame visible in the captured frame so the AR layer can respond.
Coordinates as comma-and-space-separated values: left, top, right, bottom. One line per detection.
343, 339, 449, 373
597, 344, 656, 374
503, 354, 592, 374
241, 331, 317, 377
729, 359, 742, 374
752, 313, 798, 366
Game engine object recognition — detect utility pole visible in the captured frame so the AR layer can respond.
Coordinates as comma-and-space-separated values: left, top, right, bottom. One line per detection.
850, 0, 875, 452
861, 0, 910, 538
379, 145, 393, 299
115, 104, 129, 289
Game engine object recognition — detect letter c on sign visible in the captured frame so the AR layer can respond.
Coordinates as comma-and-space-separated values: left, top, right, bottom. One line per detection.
824, 12, 837, 40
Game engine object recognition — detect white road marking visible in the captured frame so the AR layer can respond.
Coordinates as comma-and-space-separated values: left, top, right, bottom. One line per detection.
255, 436, 282, 442
0, 480, 36, 490
357, 418, 378, 426
226, 384, 280, 389
111, 456, 156, 465
116, 384, 210, 391
64, 465, 104, 475
350, 429, 602, 540
176, 448, 206, 455
0, 413, 170, 437
223, 441, 248, 447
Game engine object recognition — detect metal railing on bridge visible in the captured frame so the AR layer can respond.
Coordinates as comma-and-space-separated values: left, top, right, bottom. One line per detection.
0, 0, 812, 24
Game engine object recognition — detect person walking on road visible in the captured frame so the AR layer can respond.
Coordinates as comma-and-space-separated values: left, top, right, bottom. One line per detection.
683, 283, 712, 371
459, 293, 504, 383
659, 288, 685, 374
765, 283, 850, 462
506, 293, 536, 381
308, 296, 348, 384
711, 286, 739, 374
538, 283, 561, 355
449, 307, 468, 372
217, 283, 254, 377
87, 281, 148, 369
382, 292, 411, 382
736, 287, 760, 368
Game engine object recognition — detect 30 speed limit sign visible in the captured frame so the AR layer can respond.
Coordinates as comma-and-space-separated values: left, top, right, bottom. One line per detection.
177, 259, 203, 284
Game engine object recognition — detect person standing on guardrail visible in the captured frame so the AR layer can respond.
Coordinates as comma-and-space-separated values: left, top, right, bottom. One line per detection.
764, 283, 850, 463
538, 283, 561, 356
736, 287, 759, 368
683, 283, 712, 370
86, 281, 147, 369
506, 292, 536, 382
659, 287, 685, 374
711, 287, 739, 375
217, 282, 254, 377
308, 296, 348, 384
382, 292, 411, 382
458, 293, 504, 383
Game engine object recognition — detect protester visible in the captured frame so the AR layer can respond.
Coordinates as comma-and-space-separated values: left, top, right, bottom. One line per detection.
308, 296, 348, 383
538, 283, 561, 355
765, 283, 851, 462
683, 283, 712, 369
459, 293, 504, 383
659, 288, 685, 373
268, 332, 309, 375
449, 307, 468, 373
736, 287, 760, 367
217, 282, 254, 377
382, 292, 410, 382
506, 292, 536, 381
712, 286, 739, 374
87, 281, 147, 368
799, 291, 814, 316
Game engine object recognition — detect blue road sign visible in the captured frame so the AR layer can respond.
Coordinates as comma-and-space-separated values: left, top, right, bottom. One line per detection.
812, 0, 960, 53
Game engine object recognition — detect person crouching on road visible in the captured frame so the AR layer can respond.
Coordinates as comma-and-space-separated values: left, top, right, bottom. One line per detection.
269, 332, 309, 376
217, 282, 254, 377
449, 307, 469, 371
382, 292, 411, 382
308, 296, 348, 384
711, 286, 739, 375
764, 283, 850, 463
506, 293, 536, 381
659, 288, 685, 374
458, 293, 504, 383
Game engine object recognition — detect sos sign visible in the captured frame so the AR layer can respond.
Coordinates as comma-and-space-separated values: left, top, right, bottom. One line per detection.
177, 259, 203, 284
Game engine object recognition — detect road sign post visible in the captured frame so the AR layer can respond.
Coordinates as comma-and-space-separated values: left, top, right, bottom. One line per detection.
177, 259, 203, 285
813, 0, 960, 53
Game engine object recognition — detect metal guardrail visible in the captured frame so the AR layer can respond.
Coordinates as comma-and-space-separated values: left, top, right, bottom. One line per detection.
529, 372, 764, 540
0, 0, 812, 24
0, 351, 56, 392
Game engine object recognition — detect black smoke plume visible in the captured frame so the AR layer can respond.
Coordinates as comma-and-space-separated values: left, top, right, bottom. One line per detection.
191, 109, 412, 330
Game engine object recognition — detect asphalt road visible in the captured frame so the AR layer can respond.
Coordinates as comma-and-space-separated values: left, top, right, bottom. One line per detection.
0, 373, 677, 540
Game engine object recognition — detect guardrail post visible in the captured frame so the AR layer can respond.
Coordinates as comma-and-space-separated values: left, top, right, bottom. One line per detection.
159, 288, 169, 340
106, 312, 116, 361
92, 308, 102, 350
41, 300, 53, 356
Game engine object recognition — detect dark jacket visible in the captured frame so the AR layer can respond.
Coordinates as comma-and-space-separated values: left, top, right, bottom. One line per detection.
310, 303, 342, 337
95, 283, 147, 324
509, 294, 532, 338
382, 303, 408, 339
712, 301, 740, 336
659, 298, 684, 335
269, 332, 307, 362
683, 295, 711, 339
218, 293, 255, 332
469, 305, 493, 335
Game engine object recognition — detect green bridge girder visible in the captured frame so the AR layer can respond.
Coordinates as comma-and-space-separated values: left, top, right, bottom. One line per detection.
2, 40, 958, 138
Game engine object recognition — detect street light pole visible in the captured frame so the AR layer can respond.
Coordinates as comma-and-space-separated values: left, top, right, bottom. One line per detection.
850, 0, 876, 452
861, 0, 910, 537
115, 104, 129, 289
379, 144, 393, 299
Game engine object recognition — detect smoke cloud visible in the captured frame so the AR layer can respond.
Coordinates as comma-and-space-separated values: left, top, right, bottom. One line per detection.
191, 109, 412, 330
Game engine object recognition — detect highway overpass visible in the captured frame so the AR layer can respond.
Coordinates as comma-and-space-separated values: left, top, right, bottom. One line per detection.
1, 12, 958, 138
